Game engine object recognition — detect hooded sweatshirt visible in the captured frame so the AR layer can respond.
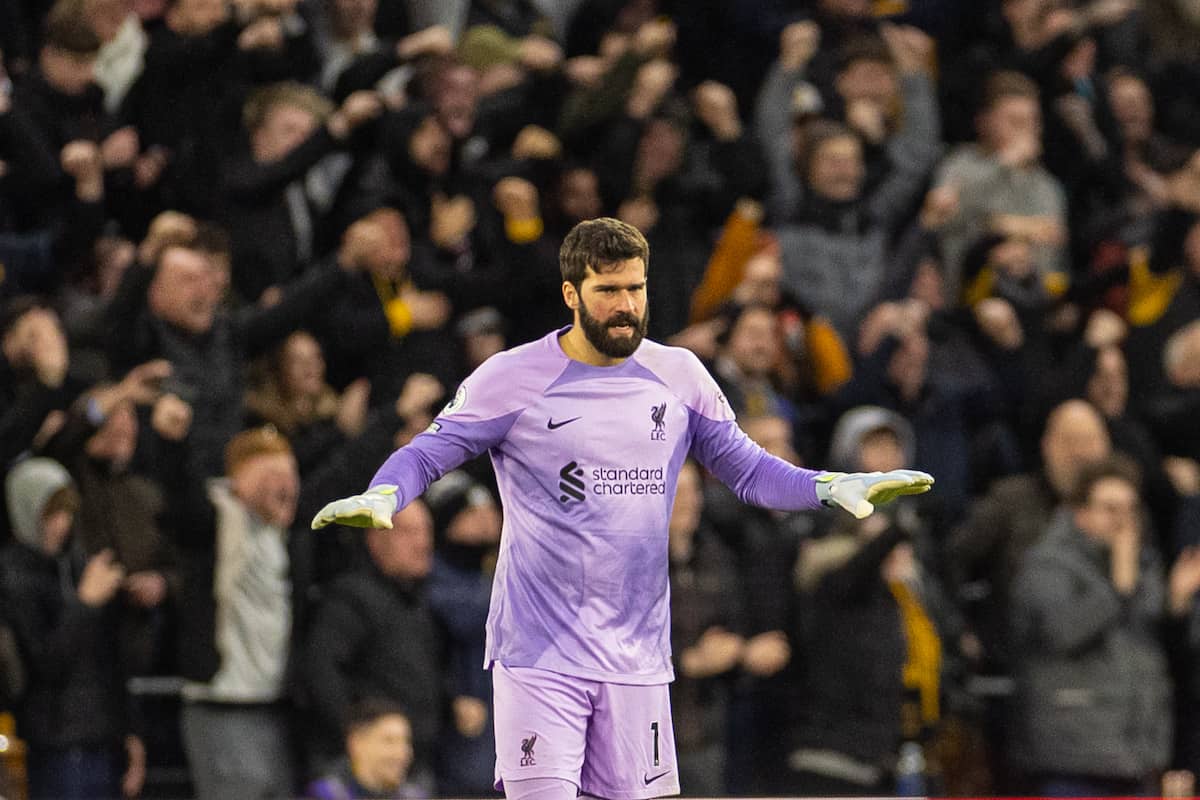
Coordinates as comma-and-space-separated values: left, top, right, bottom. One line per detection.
0, 457, 126, 748
5, 457, 73, 550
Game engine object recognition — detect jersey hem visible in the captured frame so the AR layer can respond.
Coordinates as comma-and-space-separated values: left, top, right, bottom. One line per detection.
486, 658, 674, 686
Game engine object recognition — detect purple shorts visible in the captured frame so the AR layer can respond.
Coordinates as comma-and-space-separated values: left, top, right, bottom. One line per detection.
492, 663, 680, 800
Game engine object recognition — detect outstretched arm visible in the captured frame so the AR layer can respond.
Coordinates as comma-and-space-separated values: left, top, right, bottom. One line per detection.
312, 355, 529, 529
690, 412, 931, 517
684, 351, 931, 516
310, 409, 519, 529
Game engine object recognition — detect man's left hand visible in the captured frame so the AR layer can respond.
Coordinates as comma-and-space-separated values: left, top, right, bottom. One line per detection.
816, 469, 934, 519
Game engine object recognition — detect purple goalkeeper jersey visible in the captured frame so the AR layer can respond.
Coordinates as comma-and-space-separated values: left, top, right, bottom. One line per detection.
370, 328, 823, 684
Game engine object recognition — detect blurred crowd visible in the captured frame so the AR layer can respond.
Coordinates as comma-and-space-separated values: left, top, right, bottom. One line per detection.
3, 0, 1200, 797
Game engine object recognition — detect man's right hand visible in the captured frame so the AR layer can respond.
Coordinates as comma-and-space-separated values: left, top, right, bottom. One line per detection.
311, 485, 399, 530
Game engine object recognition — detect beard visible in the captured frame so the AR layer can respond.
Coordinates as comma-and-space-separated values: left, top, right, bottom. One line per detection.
578, 299, 649, 359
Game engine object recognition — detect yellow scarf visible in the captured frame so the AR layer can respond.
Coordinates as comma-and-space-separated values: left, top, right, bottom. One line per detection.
372, 274, 416, 338
888, 579, 942, 730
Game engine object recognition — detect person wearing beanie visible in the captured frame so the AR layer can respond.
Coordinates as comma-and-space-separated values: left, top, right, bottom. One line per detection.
827, 404, 916, 474
0, 456, 142, 800
784, 406, 951, 796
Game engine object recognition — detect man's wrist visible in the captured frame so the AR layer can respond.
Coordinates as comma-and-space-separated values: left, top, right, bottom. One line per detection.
814, 472, 840, 507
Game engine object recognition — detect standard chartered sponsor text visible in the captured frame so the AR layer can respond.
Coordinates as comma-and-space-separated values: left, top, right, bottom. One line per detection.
591, 466, 666, 496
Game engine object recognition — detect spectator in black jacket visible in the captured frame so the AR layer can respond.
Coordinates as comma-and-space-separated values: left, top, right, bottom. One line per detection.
0, 456, 143, 800
14, 0, 108, 153
314, 206, 455, 397
0, 61, 64, 233
784, 405, 953, 796
35, 363, 184, 676
121, 0, 243, 216
0, 298, 78, 473
302, 499, 484, 792
15, 0, 160, 232
0, 138, 106, 303
219, 82, 382, 303
120, 0, 322, 219
105, 212, 357, 477
704, 412, 805, 795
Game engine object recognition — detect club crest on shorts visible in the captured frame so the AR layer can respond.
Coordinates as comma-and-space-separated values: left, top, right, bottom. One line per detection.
520, 734, 537, 766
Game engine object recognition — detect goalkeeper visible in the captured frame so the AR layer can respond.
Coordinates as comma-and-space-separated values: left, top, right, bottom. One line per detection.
312, 217, 933, 800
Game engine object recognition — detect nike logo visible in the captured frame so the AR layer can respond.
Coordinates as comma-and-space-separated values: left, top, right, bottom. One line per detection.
547, 416, 582, 430
643, 771, 670, 786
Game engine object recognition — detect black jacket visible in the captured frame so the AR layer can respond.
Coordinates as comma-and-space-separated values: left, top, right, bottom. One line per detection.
301, 561, 448, 768
0, 541, 125, 748
790, 525, 914, 765
105, 260, 349, 478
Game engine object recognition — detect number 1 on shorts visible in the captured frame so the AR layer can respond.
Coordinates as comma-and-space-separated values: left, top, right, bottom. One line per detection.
650, 721, 659, 766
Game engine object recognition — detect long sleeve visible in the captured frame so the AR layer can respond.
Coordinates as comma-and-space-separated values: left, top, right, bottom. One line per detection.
297, 406, 404, 526
866, 72, 943, 232
235, 263, 348, 357
815, 526, 907, 604
154, 434, 217, 548
0, 380, 60, 469
709, 134, 769, 210
754, 61, 808, 223
102, 262, 156, 374
34, 400, 98, 466
557, 50, 644, 147
689, 413, 821, 511
0, 104, 63, 199
0, 555, 106, 688
368, 411, 518, 509
874, 221, 938, 304
804, 316, 853, 396
367, 349, 533, 506
948, 486, 1011, 586
221, 127, 340, 201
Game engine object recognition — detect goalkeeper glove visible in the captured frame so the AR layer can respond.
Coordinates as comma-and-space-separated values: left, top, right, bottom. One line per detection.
310, 485, 399, 530
815, 469, 934, 519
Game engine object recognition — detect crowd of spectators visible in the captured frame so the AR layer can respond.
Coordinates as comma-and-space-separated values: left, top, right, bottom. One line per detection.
3, 0, 1200, 797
